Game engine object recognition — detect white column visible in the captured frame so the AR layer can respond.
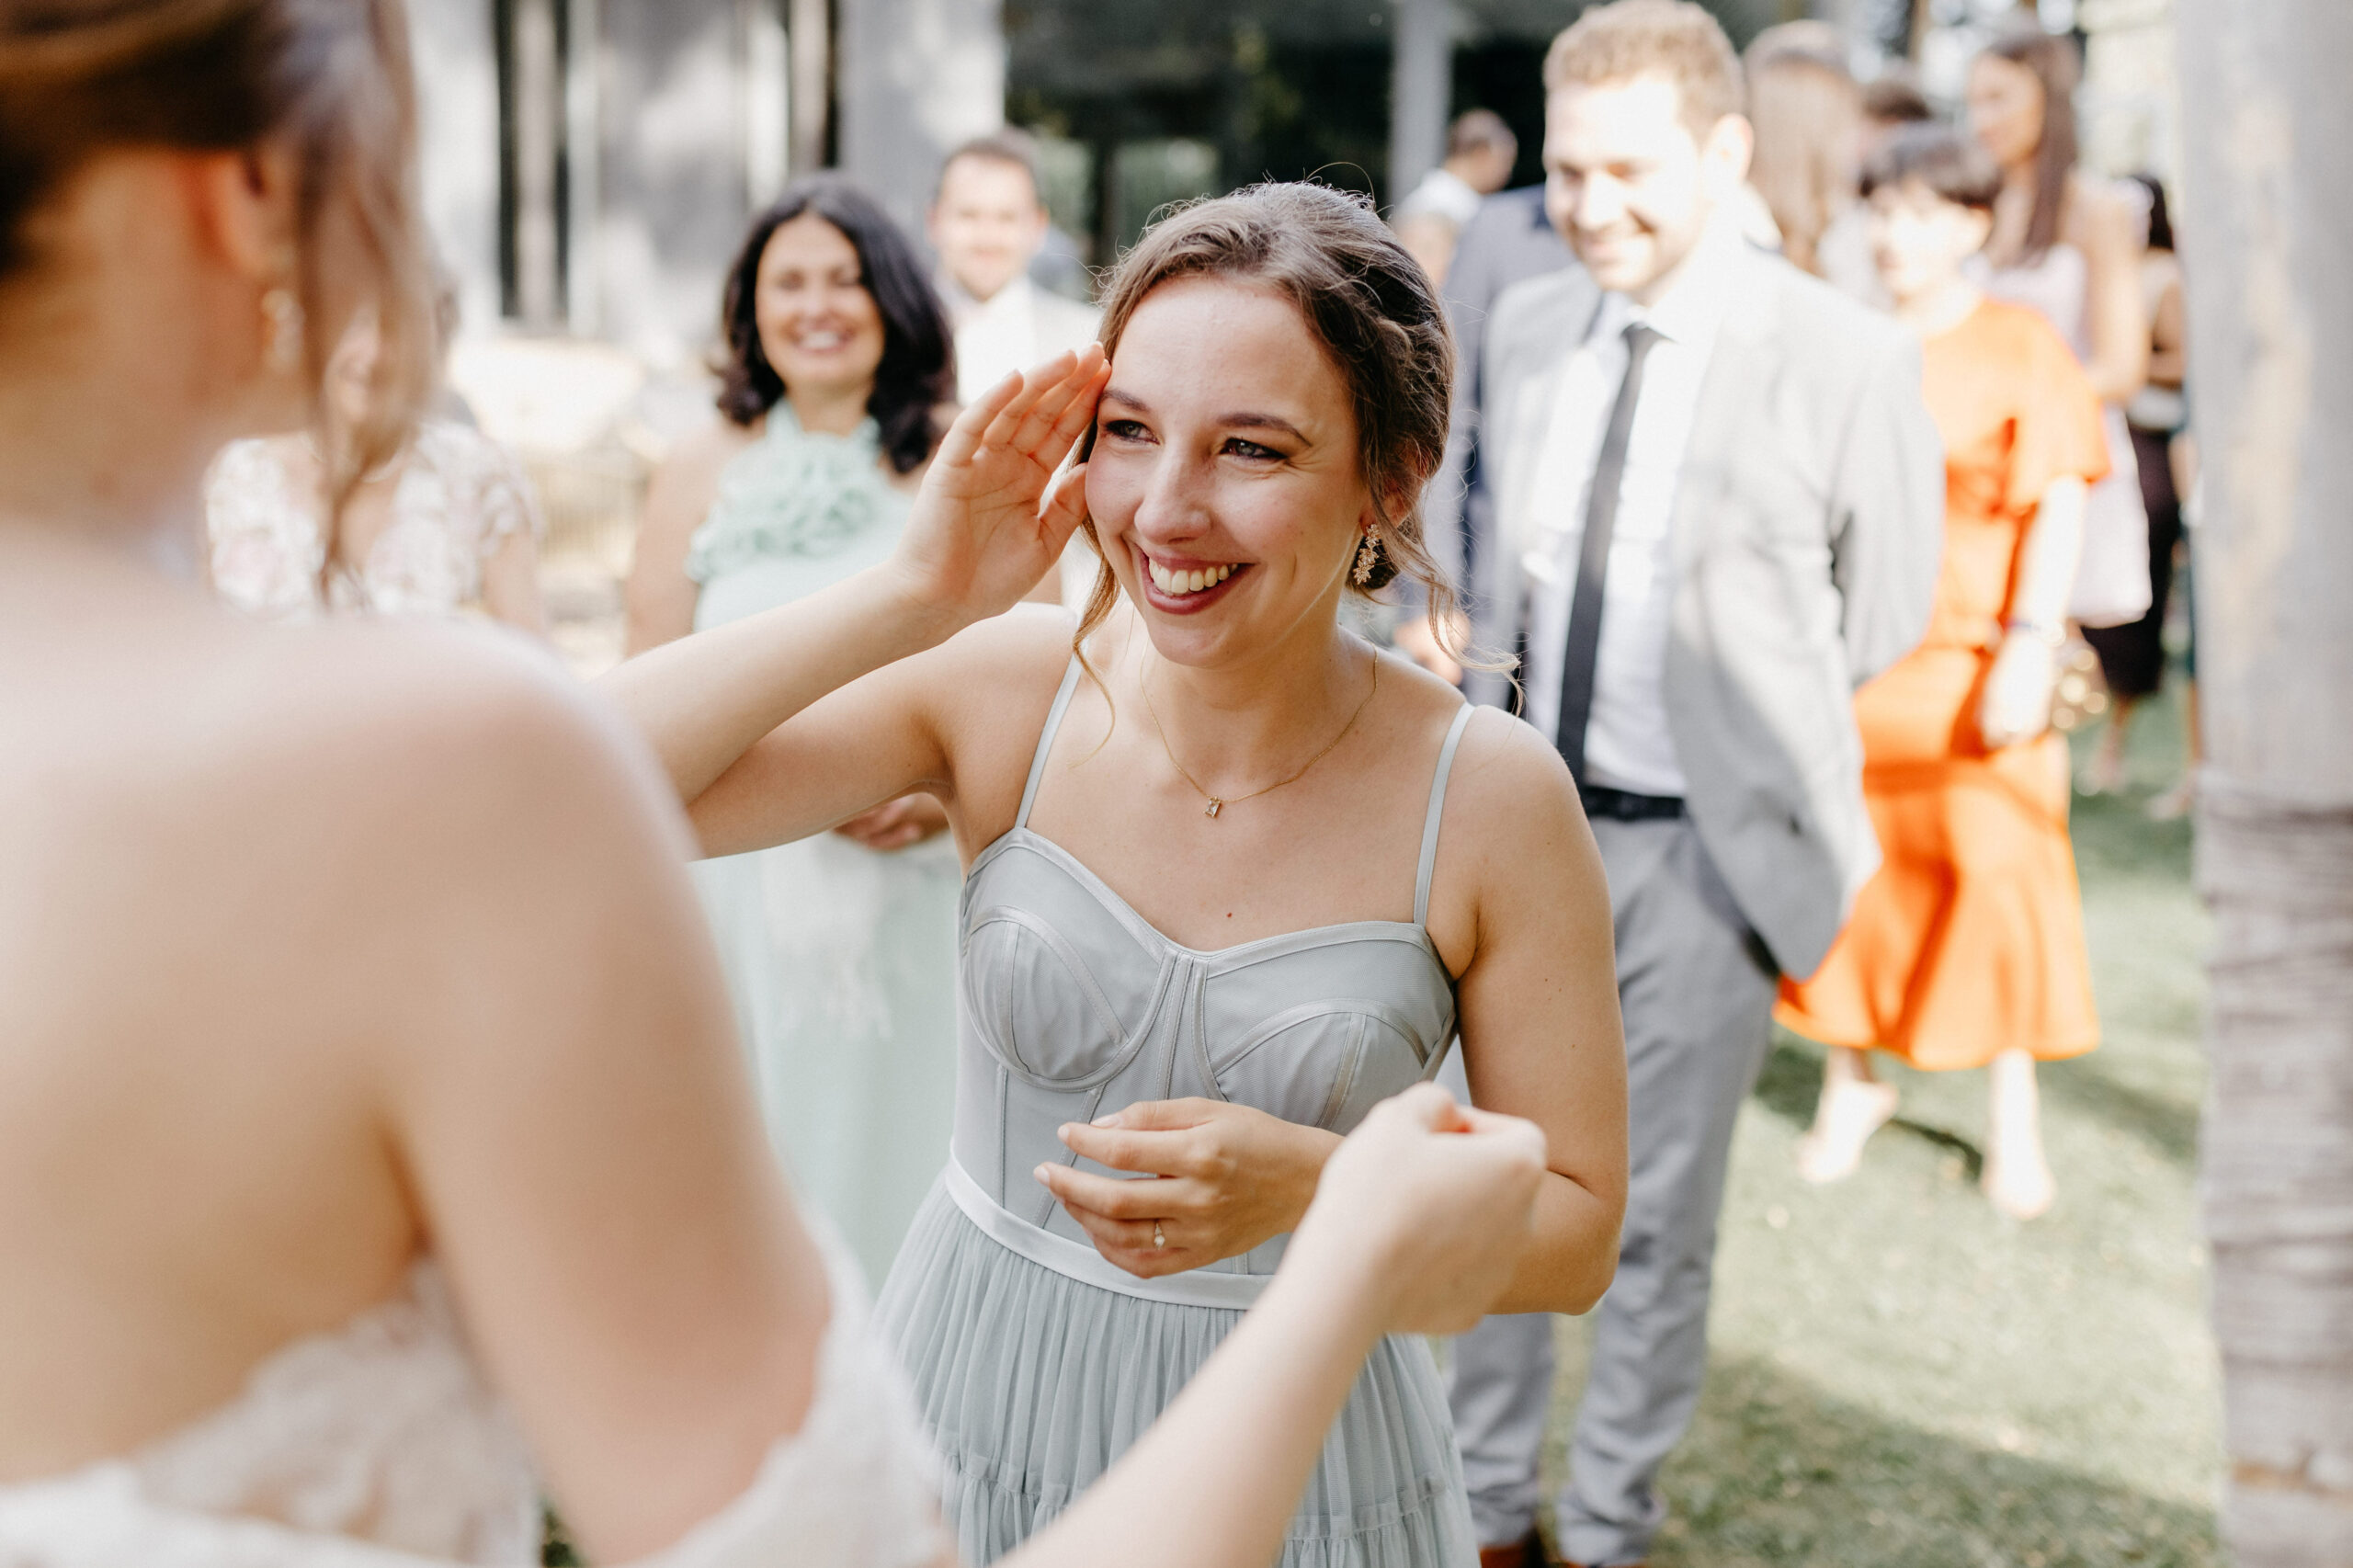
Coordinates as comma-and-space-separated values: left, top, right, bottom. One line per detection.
1388, 0, 1450, 207
837, 0, 1006, 236
407, 0, 501, 339
565, 0, 603, 335
744, 0, 790, 208
2178, 0, 2353, 1563
512, 0, 563, 329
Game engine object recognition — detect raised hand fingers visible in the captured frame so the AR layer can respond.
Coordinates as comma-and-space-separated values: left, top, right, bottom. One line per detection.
932, 367, 1028, 472
976, 348, 1082, 454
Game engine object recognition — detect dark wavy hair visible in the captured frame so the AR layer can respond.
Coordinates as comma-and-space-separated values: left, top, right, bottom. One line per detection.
714, 176, 954, 474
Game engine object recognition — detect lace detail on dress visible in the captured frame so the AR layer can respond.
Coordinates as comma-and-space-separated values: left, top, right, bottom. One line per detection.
683, 408, 893, 584
205, 424, 543, 623
0, 1233, 949, 1568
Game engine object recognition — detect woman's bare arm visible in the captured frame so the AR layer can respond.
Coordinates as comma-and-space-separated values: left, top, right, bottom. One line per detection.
624, 424, 749, 655
599, 353, 1104, 849
477, 527, 547, 635
1979, 474, 2087, 749
2071, 177, 2151, 406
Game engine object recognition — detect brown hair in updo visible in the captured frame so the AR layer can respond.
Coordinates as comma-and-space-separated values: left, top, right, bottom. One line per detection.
0, 0, 436, 506
1072, 182, 1465, 663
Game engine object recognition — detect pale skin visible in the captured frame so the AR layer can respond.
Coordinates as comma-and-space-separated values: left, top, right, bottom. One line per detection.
0, 136, 1552, 1568
626, 209, 949, 849
1393, 73, 1754, 684
1967, 51, 2148, 406
604, 278, 1628, 1312
1795, 177, 2087, 1221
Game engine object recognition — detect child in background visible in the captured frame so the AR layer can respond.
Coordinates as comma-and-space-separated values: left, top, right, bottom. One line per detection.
1778, 124, 2109, 1221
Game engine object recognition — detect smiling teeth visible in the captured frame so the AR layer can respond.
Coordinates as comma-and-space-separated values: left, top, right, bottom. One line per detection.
1148, 562, 1234, 596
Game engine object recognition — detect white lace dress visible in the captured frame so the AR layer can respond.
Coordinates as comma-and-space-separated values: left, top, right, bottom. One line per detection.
0, 1238, 949, 1568
205, 424, 541, 622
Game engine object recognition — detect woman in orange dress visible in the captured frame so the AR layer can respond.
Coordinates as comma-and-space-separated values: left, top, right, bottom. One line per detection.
1777, 125, 2109, 1220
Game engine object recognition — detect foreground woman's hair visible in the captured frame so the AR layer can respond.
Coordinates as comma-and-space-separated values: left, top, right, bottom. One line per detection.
1072, 183, 1466, 657
0, 0, 435, 504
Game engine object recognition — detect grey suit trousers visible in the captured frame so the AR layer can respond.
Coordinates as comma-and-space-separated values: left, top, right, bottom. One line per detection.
1446, 814, 1777, 1565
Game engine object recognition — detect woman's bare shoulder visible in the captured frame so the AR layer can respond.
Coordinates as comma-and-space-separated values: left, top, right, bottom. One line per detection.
220, 619, 694, 897
1428, 701, 1595, 881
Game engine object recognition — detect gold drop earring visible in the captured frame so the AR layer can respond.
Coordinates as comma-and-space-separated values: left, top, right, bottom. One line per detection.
261, 285, 305, 375
1351, 531, 1380, 587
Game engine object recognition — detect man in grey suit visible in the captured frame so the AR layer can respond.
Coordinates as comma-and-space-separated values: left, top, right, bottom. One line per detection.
1441, 6, 1943, 1565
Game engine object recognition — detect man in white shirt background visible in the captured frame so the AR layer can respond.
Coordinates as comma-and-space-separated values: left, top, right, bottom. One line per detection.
1441, 5, 1943, 1565
930, 131, 1100, 403
928, 130, 1100, 604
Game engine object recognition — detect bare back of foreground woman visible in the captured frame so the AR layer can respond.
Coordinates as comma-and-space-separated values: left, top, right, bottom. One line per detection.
0, 4, 1553, 1564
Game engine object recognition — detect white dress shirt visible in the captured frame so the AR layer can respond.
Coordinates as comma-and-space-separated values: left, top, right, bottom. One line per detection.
1520, 220, 1743, 797
942, 273, 1100, 405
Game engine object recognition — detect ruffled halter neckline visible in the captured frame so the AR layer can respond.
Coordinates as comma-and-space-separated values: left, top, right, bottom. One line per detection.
684, 403, 899, 584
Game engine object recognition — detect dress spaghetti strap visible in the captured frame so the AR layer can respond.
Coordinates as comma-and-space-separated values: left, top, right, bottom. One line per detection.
1415, 704, 1476, 926
1016, 657, 1086, 830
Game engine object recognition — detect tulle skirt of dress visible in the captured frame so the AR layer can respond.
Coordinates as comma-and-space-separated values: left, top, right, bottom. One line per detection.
876, 1181, 1479, 1568
693, 829, 961, 1287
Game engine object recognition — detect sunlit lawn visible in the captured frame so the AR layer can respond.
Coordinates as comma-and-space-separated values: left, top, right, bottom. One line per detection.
1541, 678, 2222, 1567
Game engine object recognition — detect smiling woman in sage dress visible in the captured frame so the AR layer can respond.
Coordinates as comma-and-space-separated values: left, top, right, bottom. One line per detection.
624, 179, 961, 1284
607, 184, 1630, 1568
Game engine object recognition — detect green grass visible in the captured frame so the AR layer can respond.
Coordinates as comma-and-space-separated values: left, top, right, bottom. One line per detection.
1539, 682, 2222, 1566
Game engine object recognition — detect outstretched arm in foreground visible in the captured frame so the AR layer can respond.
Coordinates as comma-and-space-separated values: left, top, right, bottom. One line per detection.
1006, 1085, 1546, 1568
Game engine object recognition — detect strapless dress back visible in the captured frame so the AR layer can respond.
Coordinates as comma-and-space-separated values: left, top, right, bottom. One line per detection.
878, 656, 1481, 1567
0, 1238, 946, 1568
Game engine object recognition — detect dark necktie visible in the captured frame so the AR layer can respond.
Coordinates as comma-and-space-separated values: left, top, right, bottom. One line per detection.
1553, 321, 1663, 785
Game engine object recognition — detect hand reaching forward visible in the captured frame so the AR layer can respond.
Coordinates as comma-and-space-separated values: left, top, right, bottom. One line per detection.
1039, 1099, 1338, 1279
889, 346, 1109, 625
1284, 1085, 1546, 1337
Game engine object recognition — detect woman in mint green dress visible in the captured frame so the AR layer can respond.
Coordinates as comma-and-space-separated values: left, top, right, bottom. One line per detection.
625, 177, 960, 1284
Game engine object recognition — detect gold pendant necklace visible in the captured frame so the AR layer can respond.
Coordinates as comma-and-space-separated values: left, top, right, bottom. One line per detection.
1142, 649, 1379, 820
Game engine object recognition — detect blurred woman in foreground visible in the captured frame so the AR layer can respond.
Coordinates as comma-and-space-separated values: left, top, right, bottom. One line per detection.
0, 2, 1547, 1562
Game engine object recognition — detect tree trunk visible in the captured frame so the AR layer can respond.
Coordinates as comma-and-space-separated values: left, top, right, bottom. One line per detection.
2176, 3, 2353, 1563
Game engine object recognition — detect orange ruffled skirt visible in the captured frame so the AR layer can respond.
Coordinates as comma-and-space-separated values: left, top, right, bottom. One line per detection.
1776, 645, 2099, 1071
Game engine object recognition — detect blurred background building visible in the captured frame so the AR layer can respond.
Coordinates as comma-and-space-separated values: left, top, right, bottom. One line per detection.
407, 0, 2177, 669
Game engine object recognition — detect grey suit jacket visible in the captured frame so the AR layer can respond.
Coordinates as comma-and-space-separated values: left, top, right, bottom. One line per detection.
1467, 245, 1944, 979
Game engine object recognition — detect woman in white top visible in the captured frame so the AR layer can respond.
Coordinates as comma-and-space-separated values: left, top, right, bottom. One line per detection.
0, 3, 1548, 1564
207, 307, 548, 631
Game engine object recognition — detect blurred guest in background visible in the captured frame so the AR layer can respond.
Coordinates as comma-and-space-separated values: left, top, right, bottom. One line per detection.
1967, 23, 2150, 642
1400, 147, 1575, 685
1395, 108, 1522, 289
623, 177, 961, 1285
1739, 22, 1872, 297
207, 299, 546, 631
2083, 172, 2192, 802
1442, 6, 1943, 1563
929, 129, 1101, 605
1779, 125, 2107, 1222
931, 130, 1098, 403
1860, 70, 1935, 158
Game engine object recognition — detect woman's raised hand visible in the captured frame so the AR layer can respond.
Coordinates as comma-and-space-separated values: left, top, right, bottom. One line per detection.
890, 346, 1109, 625
1283, 1085, 1547, 1337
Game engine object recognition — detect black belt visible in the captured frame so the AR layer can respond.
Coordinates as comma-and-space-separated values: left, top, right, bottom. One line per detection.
1580, 784, 1685, 822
